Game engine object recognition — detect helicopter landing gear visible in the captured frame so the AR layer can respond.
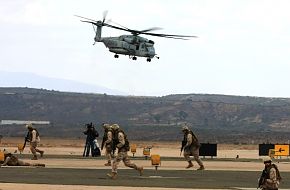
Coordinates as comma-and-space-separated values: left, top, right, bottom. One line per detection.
114, 54, 119, 58
146, 58, 151, 62
132, 56, 137, 60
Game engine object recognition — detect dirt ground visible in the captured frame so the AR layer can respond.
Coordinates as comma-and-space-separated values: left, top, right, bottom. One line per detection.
0, 137, 260, 158
1, 137, 290, 190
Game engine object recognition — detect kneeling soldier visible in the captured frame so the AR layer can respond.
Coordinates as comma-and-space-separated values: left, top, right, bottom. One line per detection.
258, 157, 281, 190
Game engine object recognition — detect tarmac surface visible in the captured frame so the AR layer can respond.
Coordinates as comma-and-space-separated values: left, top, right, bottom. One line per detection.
1, 141, 290, 189
1, 159, 290, 189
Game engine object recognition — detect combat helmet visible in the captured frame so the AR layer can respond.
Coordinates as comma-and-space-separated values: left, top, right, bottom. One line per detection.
181, 125, 189, 132
102, 123, 110, 129
111, 124, 120, 131
26, 123, 33, 130
263, 157, 272, 164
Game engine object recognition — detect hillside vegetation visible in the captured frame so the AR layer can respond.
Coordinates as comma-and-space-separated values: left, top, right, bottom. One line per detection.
1, 87, 290, 144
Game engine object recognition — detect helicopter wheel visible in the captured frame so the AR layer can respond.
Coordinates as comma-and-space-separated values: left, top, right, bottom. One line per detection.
132, 56, 137, 60
146, 58, 151, 62
114, 54, 119, 58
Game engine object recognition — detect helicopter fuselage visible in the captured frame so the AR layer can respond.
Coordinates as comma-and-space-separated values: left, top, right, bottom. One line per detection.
76, 13, 195, 61
100, 35, 156, 60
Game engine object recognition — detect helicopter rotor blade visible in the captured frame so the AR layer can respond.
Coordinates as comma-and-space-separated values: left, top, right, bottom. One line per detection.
80, 20, 97, 25
140, 27, 163, 33
75, 15, 99, 23
75, 13, 197, 40
109, 20, 130, 30
138, 31, 198, 39
104, 23, 131, 32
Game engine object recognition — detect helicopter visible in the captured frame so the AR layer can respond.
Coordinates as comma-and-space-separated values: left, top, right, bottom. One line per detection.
75, 11, 197, 62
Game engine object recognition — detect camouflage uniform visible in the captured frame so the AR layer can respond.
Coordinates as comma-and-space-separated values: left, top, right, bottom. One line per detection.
0, 152, 45, 167
107, 126, 143, 179
181, 126, 205, 170
259, 158, 281, 190
101, 124, 114, 166
27, 124, 44, 160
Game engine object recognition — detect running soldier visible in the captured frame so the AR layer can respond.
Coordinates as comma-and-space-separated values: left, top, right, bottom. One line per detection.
258, 157, 281, 190
26, 124, 44, 160
0, 150, 45, 167
107, 124, 143, 179
101, 123, 114, 166
181, 125, 205, 170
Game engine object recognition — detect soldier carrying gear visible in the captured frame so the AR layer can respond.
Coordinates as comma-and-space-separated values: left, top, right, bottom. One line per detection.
181, 125, 205, 170
0, 150, 45, 167
101, 123, 110, 150
111, 124, 120, 154
26, 124, 44, 160
101, 123, 114, 166
258, 157, 281, 190
107, 124, 143, 179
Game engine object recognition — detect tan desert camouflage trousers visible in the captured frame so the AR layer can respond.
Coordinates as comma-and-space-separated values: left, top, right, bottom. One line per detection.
184, 146, 204, 167
112, 151, 140, 173
30, 142, 42, 156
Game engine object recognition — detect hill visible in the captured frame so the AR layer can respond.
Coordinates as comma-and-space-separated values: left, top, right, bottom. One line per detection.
0, 71, 126, 95
1, 87, 290, 144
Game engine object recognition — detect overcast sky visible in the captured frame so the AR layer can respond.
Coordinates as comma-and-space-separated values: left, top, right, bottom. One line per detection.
1, 0, 290, 97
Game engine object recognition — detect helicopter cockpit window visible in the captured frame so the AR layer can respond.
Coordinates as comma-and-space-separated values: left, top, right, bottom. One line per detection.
141, 44, 145, 49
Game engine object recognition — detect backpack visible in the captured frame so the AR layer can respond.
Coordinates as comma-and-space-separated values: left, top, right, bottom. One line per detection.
272, 164, 282, 182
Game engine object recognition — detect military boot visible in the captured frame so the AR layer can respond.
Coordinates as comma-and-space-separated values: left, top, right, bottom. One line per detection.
104, 162, 111, 166
34, 163, 45, 167
197, 165, 205, 170
31, 155, 38, 160
137, 166, 144, 176
40, 151, 44, 157
186, 161, 193, 169
107, 172, 117, 179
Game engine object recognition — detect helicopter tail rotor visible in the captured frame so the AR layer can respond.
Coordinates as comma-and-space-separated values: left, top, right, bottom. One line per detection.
102, 10, 108, 25
75, 11, 111, 43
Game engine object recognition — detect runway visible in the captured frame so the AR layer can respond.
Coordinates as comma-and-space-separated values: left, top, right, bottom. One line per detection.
1, 142, 290, 189
1, 167, 290, 189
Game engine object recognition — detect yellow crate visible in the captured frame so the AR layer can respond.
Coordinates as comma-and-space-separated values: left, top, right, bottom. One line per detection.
0, 151, 4, 162
151, 154, 161, 166
143, 147, 151, 156
18, 144, 25, 152
130, 144, 137, 153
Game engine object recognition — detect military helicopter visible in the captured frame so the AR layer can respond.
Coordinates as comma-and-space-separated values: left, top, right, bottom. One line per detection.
75, 11, 197, 62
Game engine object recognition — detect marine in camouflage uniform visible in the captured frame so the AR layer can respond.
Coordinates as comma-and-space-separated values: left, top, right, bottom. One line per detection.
0, 150, 45, 167
26, 124, 44, 160
107, 124, 143, 179
101, 123, 114, 166
181, 126, 205, 170
258, 158, 281, 190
